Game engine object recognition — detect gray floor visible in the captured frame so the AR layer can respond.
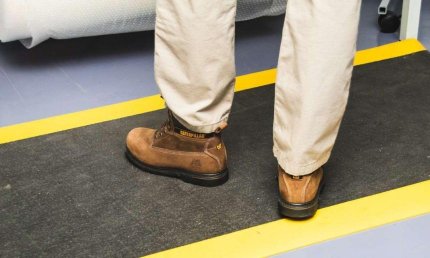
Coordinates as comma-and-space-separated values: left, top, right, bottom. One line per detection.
272, 214, 430, 258
0, 16, 283, 127
1, 0, 429, 127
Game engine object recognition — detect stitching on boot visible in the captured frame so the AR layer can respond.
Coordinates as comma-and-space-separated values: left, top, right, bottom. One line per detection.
302, 176, 312, 202
203, 140, 223, 171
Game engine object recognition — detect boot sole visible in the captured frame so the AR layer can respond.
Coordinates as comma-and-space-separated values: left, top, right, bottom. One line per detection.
278, 177, 325, 219
125, 148, 228, 187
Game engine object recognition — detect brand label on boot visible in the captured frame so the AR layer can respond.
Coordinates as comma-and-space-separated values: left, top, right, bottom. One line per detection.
179, 130, 206, 139
174, 128, 216, 139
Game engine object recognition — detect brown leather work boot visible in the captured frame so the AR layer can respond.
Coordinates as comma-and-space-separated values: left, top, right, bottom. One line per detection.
278, 166, 325, 219
125, 111, 228, 187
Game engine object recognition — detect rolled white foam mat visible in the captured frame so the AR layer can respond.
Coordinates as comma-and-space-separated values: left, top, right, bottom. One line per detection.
0, 0, 285, 48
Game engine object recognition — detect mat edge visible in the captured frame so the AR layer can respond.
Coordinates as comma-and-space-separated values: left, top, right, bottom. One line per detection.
143, 180, 430, 258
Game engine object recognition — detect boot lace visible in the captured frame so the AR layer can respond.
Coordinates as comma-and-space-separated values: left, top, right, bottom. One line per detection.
155, 121, 171, 139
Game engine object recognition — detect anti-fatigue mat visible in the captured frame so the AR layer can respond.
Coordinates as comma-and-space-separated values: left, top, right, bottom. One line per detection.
1, 51, 429, 257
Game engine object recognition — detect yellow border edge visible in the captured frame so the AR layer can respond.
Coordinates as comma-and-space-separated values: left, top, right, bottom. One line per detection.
143, 180, 430, 258
0, 39, 426, 144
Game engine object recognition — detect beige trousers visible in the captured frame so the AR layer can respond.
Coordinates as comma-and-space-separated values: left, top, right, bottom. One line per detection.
155, 0, 362, 176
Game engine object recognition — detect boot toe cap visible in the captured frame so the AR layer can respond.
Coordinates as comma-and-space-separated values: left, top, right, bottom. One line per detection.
126, 127, 155, 155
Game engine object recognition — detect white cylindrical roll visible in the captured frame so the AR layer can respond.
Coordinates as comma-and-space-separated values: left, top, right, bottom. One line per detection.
0, 0, 286, 48
0, 0, 31, 42
21, 0, 156, 48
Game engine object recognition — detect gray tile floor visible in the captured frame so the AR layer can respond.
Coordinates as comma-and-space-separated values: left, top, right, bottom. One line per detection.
0, 0, 429, 127
272, 214, 430, 258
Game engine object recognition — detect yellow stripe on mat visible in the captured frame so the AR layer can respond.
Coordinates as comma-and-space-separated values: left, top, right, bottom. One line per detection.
0, 39, 426, 144
144, 180, 430, 258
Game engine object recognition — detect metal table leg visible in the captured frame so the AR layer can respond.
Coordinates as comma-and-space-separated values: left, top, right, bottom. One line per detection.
400, 0, 422, 39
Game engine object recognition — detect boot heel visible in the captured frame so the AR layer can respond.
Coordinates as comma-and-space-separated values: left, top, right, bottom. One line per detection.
181, 169, 229, 187
278, 199, 319, 219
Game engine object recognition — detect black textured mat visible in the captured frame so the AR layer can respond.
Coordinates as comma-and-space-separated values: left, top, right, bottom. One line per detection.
1, 52, 430, 257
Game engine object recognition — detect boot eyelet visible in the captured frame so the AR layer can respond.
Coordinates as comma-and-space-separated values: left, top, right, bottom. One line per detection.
291, 175, 303, 180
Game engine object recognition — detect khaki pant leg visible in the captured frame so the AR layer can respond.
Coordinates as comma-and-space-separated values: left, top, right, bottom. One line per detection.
154, 0, 237, 133
274, 0, 362, 175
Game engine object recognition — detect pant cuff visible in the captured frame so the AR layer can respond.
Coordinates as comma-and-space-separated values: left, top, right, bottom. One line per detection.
273, 147, 331, 176
172, 113, 229, 134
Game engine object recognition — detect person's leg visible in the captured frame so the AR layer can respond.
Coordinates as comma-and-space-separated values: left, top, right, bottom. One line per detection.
155, 0, 237, 133
126, 0, 237, 186
275, 0, 362, 218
